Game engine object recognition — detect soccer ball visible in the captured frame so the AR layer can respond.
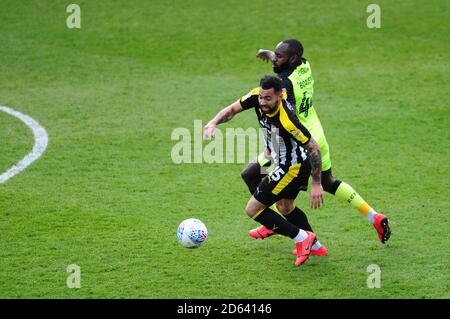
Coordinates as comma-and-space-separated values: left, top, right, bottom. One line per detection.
177, 218, 208, 248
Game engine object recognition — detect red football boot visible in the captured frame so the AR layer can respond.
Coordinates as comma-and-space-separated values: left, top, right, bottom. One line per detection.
373, 213, 391, 244
294, 231, 316, 267
248, 225, 277, 239
292, 240, 328, 257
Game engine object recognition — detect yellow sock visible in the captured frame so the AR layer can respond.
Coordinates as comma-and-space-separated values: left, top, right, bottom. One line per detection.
335, 182, 376, 217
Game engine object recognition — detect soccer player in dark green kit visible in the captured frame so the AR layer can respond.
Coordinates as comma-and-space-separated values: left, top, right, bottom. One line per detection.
244, 39, 391, 246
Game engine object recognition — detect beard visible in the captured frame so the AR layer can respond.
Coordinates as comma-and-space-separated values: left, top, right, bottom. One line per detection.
261, 100, 279, 114
272, 61, 290, 74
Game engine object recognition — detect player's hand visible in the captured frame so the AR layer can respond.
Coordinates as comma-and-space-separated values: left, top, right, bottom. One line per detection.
203, 123, 216, 140
310, 182, 324, 209
256, 49, 276, 63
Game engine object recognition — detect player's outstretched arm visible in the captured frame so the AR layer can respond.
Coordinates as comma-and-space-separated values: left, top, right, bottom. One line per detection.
203, 100, 244, 140
303, 137, 324, 209
256, 49, 276, 63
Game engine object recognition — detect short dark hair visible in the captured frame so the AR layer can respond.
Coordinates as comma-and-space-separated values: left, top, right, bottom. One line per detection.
282, 38, 304, 58
260, 75, 283, 92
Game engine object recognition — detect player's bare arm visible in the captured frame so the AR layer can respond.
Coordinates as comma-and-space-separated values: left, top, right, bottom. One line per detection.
256, 49, 276, 63
303, 137, 324, 209
203, 100, 244, 140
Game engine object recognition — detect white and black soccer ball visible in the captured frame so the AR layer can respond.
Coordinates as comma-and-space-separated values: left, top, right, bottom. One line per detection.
177, 218, 208, 248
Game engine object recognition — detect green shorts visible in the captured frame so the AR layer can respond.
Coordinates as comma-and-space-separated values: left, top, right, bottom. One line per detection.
258, 140, 332, 172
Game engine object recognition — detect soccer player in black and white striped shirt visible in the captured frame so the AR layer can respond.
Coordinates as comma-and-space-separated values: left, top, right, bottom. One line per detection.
204, 75, 323, 266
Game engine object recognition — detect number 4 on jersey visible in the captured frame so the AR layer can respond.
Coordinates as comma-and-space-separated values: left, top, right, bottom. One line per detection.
298, 91, 312, 117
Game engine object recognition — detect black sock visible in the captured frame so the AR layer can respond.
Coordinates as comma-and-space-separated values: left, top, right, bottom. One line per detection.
254, 207, 299, 239
285, 207, 314, 232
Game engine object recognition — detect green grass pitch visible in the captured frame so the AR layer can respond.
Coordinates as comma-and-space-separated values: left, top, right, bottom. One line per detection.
0, 0, 449, 298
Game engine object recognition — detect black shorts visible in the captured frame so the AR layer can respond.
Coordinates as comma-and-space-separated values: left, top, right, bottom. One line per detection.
253, 162, 311, 206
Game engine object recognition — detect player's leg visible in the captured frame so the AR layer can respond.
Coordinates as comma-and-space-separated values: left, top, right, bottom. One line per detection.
246, 197, 315, 267
276, 200, 312, 232
245, 175, 299, 236
320, 140, 376, 218
322, 171, 392, 245
248, 200, 307, 239
246, 170, 315, 266
246, 156, 318, 240
275, 163, 328, 256
243, 153, 291, 239
276, 199, 328, 256
241, 161, 263, 195
327, 170, 391, 243
245, 196, 299, 237
319, 140, 391, 243
321, 168, 378, 218
241, 153, 272, 194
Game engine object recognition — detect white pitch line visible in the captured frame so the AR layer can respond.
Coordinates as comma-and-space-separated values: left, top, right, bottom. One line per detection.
0, 105, 48, 184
